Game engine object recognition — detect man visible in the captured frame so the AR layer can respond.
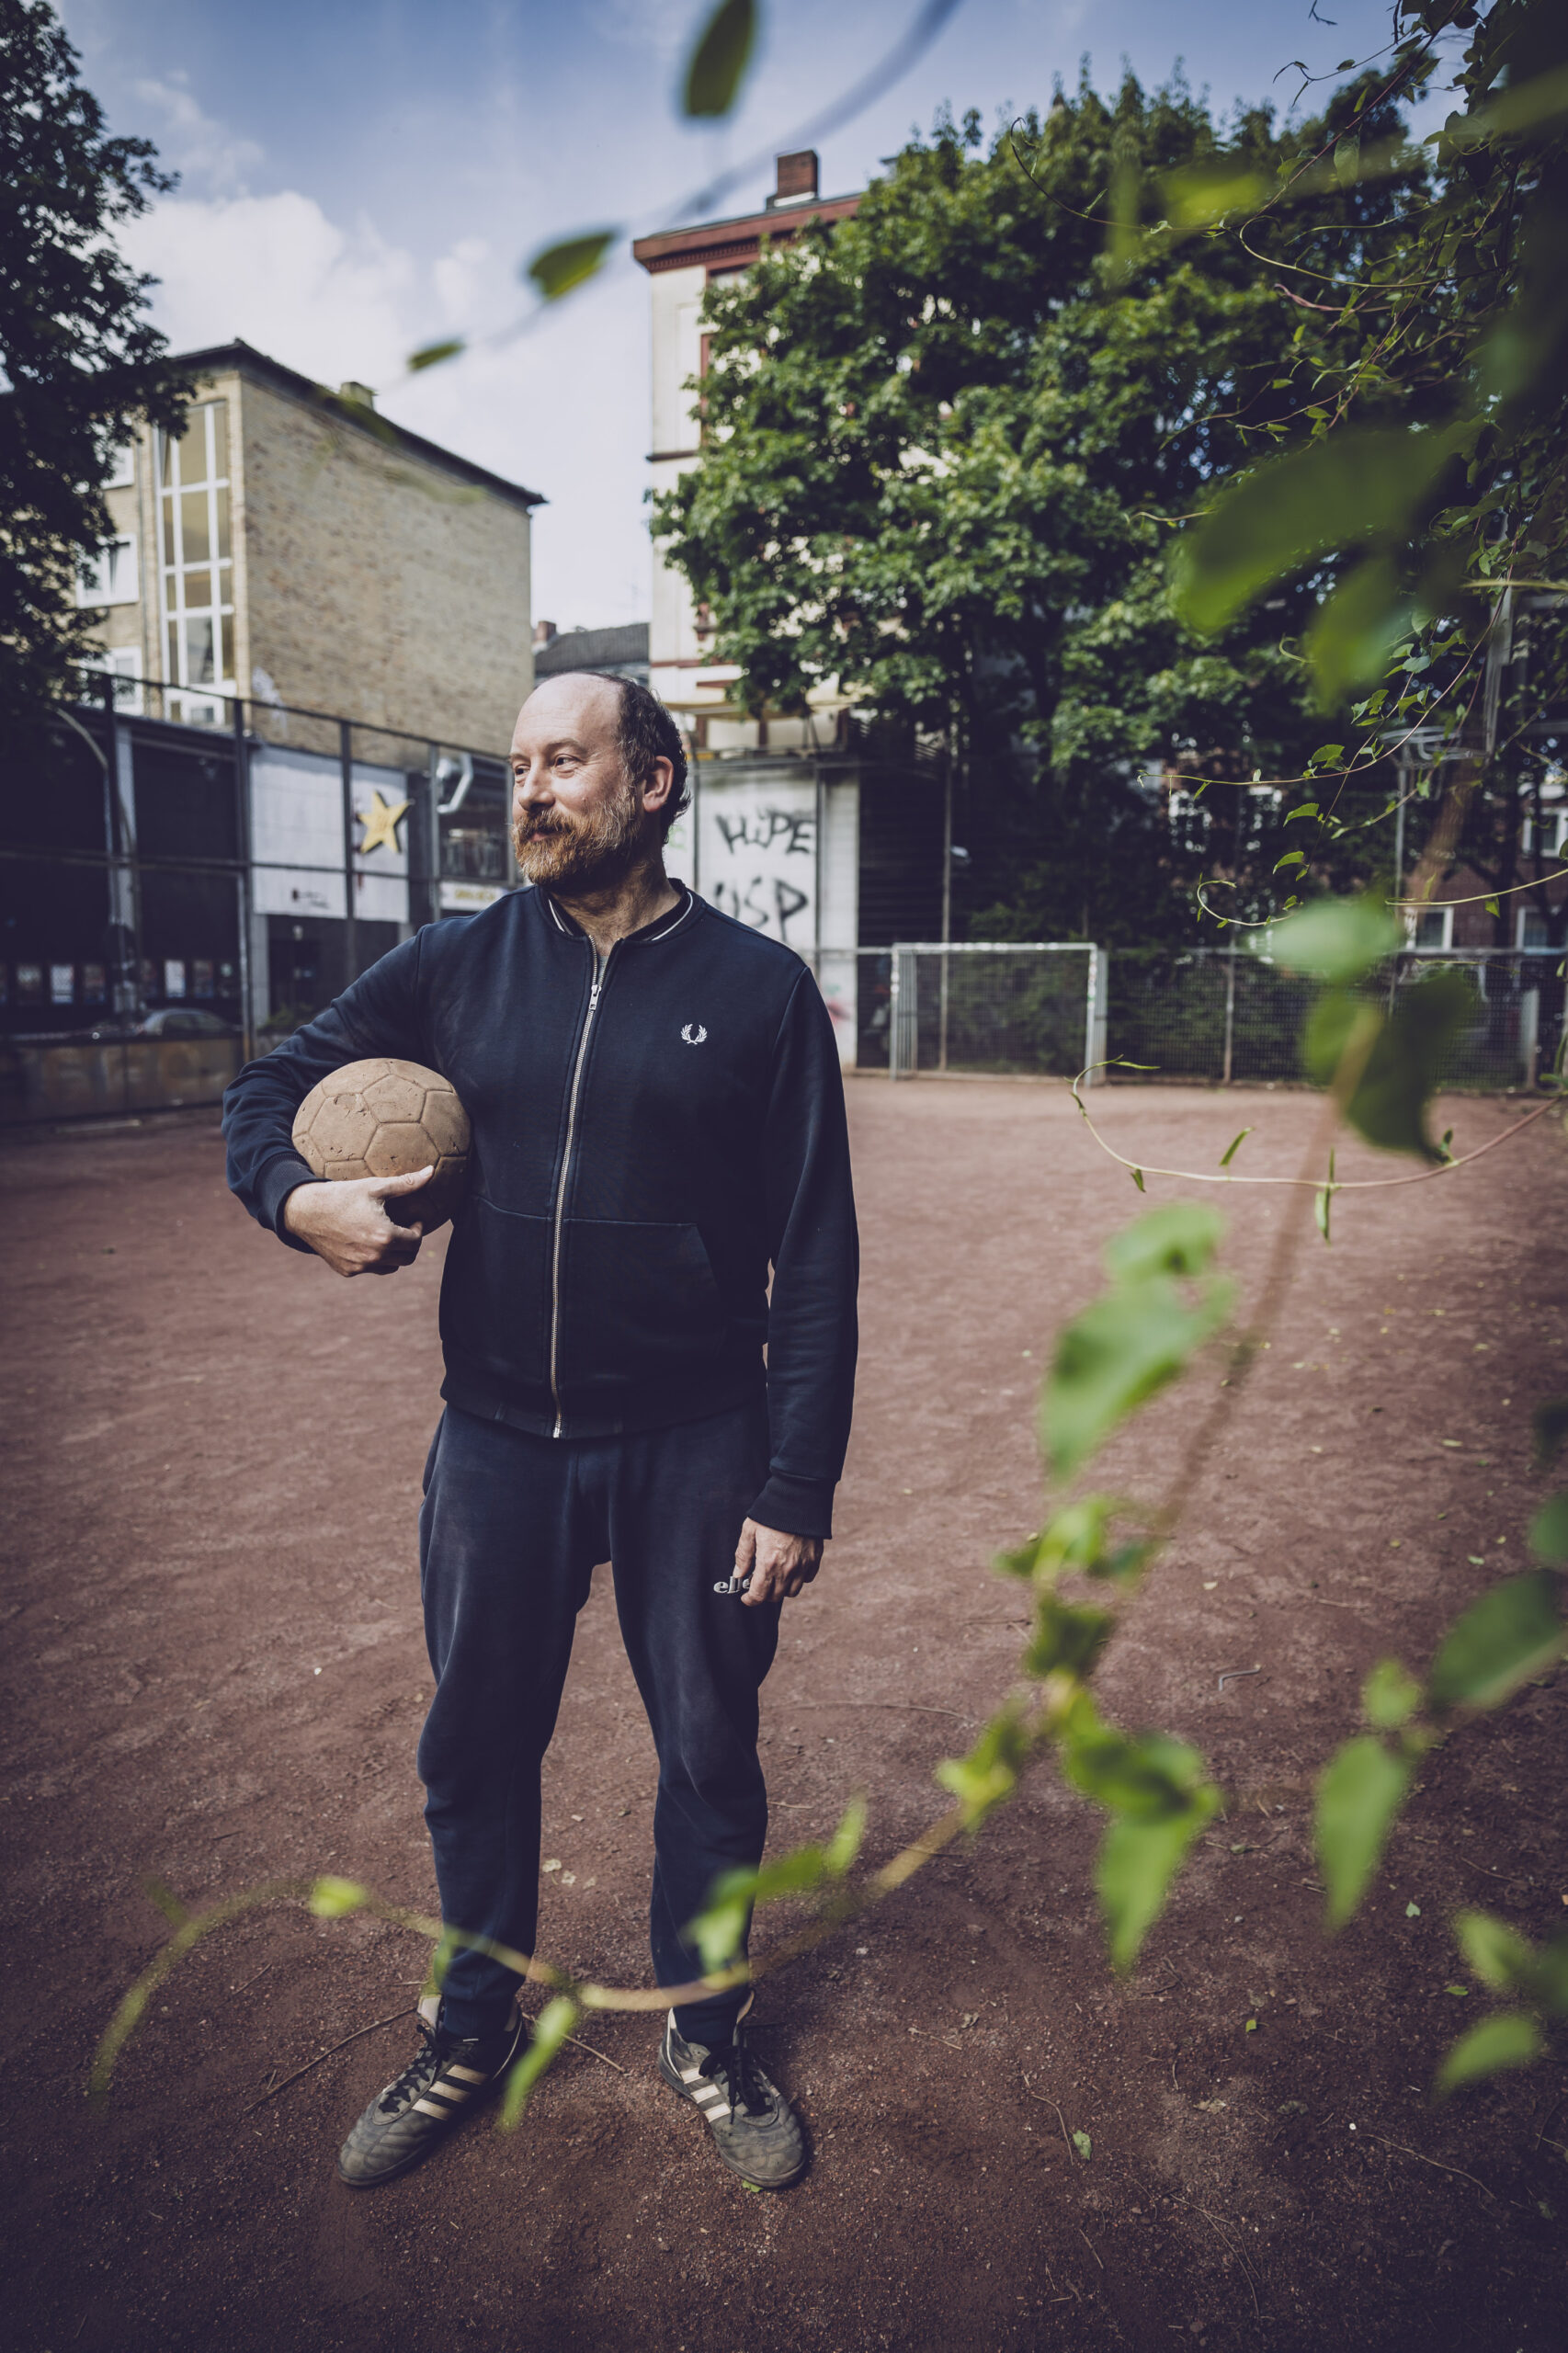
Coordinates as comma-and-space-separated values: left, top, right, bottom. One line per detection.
222, 673, 858, 2193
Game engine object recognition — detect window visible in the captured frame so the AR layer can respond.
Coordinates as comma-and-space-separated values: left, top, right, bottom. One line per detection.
76, 535, 139, 607
104, 441, 136, 489
1411, 906, 1453, 950
80, 643, 143, 713
1518, 908, 1551, 950
156, 400, 234, 726
1523, 803, 1568, 860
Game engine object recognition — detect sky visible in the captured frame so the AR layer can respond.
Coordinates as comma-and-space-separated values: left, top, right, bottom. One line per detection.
59, 0, 1452, 633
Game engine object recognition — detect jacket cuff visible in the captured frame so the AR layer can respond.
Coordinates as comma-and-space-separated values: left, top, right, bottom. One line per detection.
257, 1153, 324, 1252
749, 1470, 835, 1542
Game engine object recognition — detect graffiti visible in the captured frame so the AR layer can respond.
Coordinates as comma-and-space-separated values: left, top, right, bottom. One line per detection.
710, 875, 812, 942
713, 807, 815, 859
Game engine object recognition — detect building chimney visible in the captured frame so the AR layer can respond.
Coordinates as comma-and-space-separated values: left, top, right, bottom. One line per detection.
770, 150, 819, 208
337, 381, 377, 409
533, 620, 558, 648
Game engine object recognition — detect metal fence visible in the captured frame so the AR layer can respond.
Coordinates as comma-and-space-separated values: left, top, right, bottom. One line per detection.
881, 944, 1565, 1092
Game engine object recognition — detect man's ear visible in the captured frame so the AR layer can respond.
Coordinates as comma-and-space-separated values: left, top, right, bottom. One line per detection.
642, 756, 675, 814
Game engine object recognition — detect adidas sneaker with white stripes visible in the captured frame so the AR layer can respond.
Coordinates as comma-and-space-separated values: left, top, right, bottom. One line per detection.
657, 2013, 807, 2188
336, 1993, 526, 2188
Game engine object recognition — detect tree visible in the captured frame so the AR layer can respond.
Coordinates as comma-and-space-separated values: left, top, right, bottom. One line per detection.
1165, 0, 1568, 950
654, 71, 1429, 944
0, 0, 185, 723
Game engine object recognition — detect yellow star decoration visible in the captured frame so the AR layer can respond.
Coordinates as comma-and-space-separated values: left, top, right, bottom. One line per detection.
357, 788, 409, 856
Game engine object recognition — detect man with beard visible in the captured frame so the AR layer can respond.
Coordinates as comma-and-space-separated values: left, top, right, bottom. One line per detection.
222, 671, 858, 2193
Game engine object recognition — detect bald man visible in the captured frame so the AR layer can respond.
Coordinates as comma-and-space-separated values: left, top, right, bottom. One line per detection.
222, 672, 858, 2193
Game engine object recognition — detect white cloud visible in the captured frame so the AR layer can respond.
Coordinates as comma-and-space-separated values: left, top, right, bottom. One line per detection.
130, 74, 264, 195
118, 190, 416, 387
117, 189, 653, 631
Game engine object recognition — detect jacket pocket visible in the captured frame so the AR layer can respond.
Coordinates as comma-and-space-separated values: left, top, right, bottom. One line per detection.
437, 1195, 552, 1391
557, 1218, 728, 1393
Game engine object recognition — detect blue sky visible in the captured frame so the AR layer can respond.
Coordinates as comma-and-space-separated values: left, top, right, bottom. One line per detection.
60, 0, 1449, 632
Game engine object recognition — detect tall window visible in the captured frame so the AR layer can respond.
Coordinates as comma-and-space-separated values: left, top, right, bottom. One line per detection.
157, 400, 233, 723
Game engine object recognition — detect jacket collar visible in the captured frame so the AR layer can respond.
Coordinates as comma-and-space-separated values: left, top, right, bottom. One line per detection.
541, 880, 696, 948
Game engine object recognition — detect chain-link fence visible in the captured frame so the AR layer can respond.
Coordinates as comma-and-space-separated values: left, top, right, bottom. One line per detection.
879, 943, 1564, 1092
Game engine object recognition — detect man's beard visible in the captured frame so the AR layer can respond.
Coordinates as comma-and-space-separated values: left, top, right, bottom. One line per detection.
513, 778, 651, 893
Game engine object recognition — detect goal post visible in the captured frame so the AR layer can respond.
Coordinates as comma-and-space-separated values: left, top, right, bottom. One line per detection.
886, 943, 1108, 1084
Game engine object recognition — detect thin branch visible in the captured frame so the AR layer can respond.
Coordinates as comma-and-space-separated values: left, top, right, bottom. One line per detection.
240, 2006, 415, 2117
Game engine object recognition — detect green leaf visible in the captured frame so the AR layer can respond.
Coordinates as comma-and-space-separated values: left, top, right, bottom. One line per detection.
526, 231, 617, 301
1169, 423, 1470, 635
1314, 1183, 1333, 1245
1428, 1571, 1563, 1711
1455, 1910, 1539, 1994
1531, 1399, 1568, 1475
1130, 1166, 1145, 1192
1064, 1725, 1210, 1821
308, 1876, 369, 1919
1306, 556, 1416, 704
936, 1708, 1030, 1827
1436, 2010, 1544, 2097
407, 338, 465, 373
1096, 1790, 1218, 1972
1040, 1273, 1232, 1482
1255, 895, 1402, 983
1362, 1657, 1423, 1731
1158, 159, 1275, 231
1103, 1203, 1224, 1282
498, 1995, 578, 2127
1305, 970, 1476, 1161
1023, 1593, 1115, 1682
1072, 2128, 1092, 2160
1000, 1495, 1122, 1584
824, 1793, 867, 1877
1219, 1128, 1253, 1168
682, 0, 757, 118
1308, 745, 1345, 769
1528, 1494, 1568, 1564
1314, 1735, 1413, 1930
687, 1832, 847, 1972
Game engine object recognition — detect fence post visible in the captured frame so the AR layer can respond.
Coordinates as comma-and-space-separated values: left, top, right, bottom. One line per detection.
232, 691, 253, 1062
1082, 947, 1108, 1086
339, 719, 358, 985
1222, 947, 1236, 1086
890, 946, 917, 1079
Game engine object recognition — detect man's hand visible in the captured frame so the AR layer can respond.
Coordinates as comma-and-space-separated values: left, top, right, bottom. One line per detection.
733, 1518, 824, 1607
281, 1164, 433, 1277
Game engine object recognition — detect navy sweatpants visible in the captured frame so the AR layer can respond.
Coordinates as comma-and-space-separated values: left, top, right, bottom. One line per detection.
416, 1398, 781, 2044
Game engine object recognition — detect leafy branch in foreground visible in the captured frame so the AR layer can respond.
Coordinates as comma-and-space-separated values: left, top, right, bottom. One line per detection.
1312, 1399, 1568, 2091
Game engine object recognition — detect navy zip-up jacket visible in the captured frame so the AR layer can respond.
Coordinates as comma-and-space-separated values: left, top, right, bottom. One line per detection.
222, 884, 858, 1539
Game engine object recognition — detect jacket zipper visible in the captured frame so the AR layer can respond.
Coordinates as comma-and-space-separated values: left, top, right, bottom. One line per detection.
548, 947, 607, 1437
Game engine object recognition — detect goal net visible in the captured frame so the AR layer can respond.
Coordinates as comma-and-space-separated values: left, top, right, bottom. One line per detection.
885, 944, 1108, 1082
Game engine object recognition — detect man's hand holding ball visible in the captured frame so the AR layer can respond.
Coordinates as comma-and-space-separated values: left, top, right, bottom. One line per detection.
283, 1165, 434, 1278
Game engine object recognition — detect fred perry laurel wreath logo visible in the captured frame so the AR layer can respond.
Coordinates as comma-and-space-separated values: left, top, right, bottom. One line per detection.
681, 1022, 708, 1045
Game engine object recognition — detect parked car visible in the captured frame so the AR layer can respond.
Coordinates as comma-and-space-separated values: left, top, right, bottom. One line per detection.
133, 1007, 239, 1040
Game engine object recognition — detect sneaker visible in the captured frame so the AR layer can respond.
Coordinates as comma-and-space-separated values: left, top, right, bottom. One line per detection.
658, 2013, 807, 2189
336, 1993, 526, 2188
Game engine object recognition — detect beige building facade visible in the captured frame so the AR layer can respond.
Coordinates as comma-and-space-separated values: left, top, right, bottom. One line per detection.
632, 153, 860, 757
79, 339, 540, 750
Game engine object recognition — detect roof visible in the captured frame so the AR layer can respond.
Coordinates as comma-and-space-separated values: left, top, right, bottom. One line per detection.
170, 340, 545, 509
631, 191, 861, 277
534, 623, 650, 676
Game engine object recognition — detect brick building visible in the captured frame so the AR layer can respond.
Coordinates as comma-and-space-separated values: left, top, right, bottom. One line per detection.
77, 339, 541, 748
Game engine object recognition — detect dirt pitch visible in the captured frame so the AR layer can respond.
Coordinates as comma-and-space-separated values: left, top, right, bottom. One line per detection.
3, 1077, 1566, 2353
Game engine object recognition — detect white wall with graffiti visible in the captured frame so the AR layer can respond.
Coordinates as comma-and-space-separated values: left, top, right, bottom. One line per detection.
665, 766, 858, 1063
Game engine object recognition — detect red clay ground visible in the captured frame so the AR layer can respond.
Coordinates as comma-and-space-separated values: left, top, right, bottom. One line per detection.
3, 1077, 1566, 2353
